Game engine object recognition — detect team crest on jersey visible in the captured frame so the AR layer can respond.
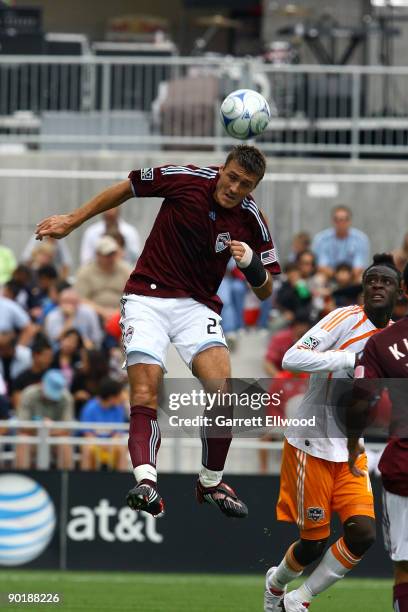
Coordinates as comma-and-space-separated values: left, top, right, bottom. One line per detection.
215, 232, 231, 253
300, 336, 320, 350
209, 211, 216, 221
141, 168, 154, 181
307, 507, 325, 522
125, 326, 134, 345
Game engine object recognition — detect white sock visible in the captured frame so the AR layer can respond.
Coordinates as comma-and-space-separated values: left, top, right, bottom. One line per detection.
270, 544, 304, 590
199, 466, 223, 488
292, 539, 360, 602
134, 464, 157, 484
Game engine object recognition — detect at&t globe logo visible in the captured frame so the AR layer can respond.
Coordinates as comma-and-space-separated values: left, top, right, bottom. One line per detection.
0, 474, 56, 566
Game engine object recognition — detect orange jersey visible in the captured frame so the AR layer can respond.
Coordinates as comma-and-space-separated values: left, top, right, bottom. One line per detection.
282, 305, 391, 461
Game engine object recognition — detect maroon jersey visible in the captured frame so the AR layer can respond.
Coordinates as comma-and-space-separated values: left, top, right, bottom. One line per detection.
124, 165, 281, 314
356, 316, 408, 496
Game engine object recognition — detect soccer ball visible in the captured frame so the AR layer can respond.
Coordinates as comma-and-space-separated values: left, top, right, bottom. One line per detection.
220, 89, 271, 139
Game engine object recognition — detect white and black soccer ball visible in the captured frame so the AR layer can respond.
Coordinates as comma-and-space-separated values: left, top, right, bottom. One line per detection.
220, 89, 271, 139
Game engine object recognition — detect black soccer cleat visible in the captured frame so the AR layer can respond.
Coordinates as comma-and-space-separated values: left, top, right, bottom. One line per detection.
126, 483, 165, 518
195, 480, 248, 518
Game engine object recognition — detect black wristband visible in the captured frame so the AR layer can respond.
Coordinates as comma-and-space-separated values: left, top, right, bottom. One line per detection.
240, 251, 268, 288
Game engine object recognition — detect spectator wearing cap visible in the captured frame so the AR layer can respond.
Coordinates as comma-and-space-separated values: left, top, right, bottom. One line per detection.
79, 208, 140, 266
79, 377, 128, 471
75, 235, 132, 321
15, 369, 74, 469
312, 205, 370, 282
44, 287, 103, 348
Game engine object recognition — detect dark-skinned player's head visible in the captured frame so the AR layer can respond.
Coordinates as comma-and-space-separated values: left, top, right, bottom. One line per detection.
362, 253, 402, 312
224, 145, 266, 183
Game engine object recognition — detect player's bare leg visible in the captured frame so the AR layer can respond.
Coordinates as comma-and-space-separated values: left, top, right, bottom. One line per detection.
192, 346, 248, 518
126, 363, 165, 517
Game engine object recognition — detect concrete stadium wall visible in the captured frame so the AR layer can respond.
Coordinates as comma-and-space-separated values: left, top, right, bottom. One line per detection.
0, 151, 407, 267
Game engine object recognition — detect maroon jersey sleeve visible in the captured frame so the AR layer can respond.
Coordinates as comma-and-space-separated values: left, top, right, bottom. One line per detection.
243, 203, 281, 275
129, 165, 202, 199
355, 336, 385, 379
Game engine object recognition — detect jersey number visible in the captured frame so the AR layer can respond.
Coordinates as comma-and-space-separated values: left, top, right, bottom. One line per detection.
207, 318, 217, 335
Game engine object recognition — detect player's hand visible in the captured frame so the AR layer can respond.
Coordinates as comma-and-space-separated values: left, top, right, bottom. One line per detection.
347, 438, 366, 477
229, 240, 251, 266
35, 214, 74, 240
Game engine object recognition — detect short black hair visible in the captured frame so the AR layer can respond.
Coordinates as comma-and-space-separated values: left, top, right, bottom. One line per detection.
31, 333, 52, 354
225, 145, 266, 182
363, 253, 401, 284
37, 264, 58, 280
3, 280, 21, 298
98, 377, 123, 400
335, 262, 353, 273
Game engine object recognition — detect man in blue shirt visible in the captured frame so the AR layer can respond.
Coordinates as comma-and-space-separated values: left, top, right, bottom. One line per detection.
312, 205, 370, 282
79, 378, 128, 470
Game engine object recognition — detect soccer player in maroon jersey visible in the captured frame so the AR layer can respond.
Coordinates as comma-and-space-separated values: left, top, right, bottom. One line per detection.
348, 260, 408, 612
35, 145, 281, 518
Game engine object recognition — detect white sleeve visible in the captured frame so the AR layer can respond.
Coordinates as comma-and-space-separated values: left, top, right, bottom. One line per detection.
282, 309, 356, 373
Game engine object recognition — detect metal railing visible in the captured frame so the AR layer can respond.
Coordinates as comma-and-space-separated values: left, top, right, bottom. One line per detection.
0, 420, 386, 473
1, 55, 408, 156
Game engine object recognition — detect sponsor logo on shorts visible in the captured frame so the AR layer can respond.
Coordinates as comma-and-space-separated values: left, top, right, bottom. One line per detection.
307, 507, 325, 522
141, 168, 154, 181
299, 336, 320, 350
215, 232, 231, 253
125, 326, 134, 344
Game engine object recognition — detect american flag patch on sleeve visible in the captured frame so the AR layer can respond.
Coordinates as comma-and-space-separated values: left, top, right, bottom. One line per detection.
260, 249, 276, 265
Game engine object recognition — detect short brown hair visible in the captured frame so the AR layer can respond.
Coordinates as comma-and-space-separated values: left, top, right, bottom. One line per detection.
224, 145, 266, 182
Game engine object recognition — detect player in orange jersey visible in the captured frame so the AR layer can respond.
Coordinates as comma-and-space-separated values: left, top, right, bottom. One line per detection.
264, 254, 402, 612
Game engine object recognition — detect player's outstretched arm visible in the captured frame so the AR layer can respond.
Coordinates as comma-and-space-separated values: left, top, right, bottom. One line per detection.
282, 312, 357, 373
35, 179, 133, 240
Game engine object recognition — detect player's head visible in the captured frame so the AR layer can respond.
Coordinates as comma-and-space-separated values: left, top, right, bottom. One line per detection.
362, 253, 402, 312
224, 145, 266, 182
332, 205, 352, 237
215, 145, 266, 209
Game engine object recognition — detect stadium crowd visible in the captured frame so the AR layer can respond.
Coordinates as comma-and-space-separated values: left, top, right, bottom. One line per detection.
0, 204, 406, 472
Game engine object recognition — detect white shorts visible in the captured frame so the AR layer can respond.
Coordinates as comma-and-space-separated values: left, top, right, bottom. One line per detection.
382, 488, 408, 561
119, 295, 227, 371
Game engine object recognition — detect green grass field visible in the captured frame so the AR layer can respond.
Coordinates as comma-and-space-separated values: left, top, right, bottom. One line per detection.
0, 571, 393, 611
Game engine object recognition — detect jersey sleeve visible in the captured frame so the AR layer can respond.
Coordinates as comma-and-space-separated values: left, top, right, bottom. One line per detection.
355, 336, 385, 378
282, 308, 357, 373
352, 337, 385, 404
246, 205, 281, 275
129, 165, 195, 199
